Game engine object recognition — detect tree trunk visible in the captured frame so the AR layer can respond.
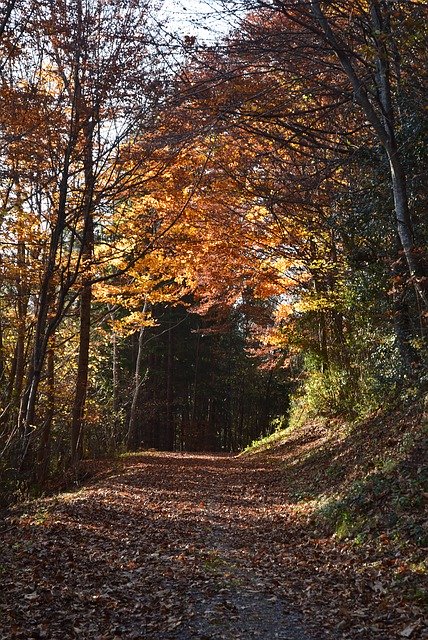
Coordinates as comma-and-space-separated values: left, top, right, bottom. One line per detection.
111, 313, 120, 445
190, 328, 201, 439
0, 317, 4, 388
71, 272, 93, 462
37, 345, 55, 484
18, 282, 54, 471
165, 320, 175, 450
112, 321, 119, 416
310, 0, 428, 308
387, 147, 428, 306
1, 280, 27, 431
127, 300, 148, 451
19, 0, 86, 469
71, 108, 96, 463
18, 105, 77, 466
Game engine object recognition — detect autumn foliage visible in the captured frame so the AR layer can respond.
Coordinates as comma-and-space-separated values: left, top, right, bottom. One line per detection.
0, 0, 427, 493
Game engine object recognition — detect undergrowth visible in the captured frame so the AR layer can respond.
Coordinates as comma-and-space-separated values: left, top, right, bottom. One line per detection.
245, 390, 428, 550
242, 428, 289, 455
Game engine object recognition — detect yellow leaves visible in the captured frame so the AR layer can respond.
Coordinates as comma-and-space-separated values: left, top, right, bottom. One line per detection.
91, 77, 344, 341
295, 296, 335, 313
294, 288, 344, 314
36, 62, 68, 95
246, 204, 270, 224
110, 311, 157, 337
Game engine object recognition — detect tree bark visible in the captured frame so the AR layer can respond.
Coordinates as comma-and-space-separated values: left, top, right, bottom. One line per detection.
309, 0, 428, 308
70, 268, 93, 462
127, 300, 148, 451
18, 68, 79, 466
71, 105, 96, 463
37, 345, 54, 483
165, 319, 175, 450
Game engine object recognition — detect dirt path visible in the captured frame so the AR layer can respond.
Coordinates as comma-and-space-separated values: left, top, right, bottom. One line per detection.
2, 453, 338, 640
6, 449, 425, 640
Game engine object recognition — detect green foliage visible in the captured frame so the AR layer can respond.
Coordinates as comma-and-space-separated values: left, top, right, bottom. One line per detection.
315, 463, 428, 547
333, 509, 366, 541
242, 423, 289, 454
288, 319, 409, 424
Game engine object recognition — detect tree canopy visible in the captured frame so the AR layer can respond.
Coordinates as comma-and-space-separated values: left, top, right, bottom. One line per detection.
0, 0, 426, 488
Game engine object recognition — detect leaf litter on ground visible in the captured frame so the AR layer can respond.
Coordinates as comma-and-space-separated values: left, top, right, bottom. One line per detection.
1, 447, 427, 639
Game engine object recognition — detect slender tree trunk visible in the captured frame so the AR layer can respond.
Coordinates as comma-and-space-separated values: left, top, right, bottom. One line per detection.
18, 115, 77, 467
37, 345, 55, 484
262, 369, 273, 434
165, 319, 174, 450
71, 108, 96, 463
127, 300, 148, 451
0, 0, 17, 39
112, 322, 119, 416
0, 317, 4, 388
310, 0, 428, 308
1, 304, 27, 430
190, 328, 201, 439
18, 275, 56, 471
5, 329, 26, 418
238, 381, 245, 448
70, 263, 93, 462
111, 314, 120, 445
19, 1, 85, 469
387, 147, 427, 305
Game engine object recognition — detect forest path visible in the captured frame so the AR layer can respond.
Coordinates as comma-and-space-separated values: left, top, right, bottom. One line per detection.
1, 453, 336, 640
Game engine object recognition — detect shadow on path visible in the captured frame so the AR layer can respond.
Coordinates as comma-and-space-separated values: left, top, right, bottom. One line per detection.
1, 453, 336, 640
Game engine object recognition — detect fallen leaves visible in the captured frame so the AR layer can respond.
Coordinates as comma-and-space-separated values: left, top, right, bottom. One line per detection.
399, 623, 419, 638
1, 452, 427, 639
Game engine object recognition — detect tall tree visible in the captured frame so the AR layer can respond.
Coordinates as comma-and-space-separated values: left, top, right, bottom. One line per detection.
0, 0, 172, 472
220, 0, 427, 305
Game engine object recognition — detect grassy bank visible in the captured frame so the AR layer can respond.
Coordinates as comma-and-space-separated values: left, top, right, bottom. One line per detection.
243, 394, 428, 614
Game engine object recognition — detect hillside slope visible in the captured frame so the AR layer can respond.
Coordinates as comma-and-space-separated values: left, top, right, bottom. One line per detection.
243, 395, 428, 636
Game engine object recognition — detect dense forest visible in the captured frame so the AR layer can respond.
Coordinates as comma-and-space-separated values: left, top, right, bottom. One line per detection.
0, 0, 427, 493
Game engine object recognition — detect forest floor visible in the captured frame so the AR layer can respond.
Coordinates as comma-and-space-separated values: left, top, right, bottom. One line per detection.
1, 402, 427, 640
